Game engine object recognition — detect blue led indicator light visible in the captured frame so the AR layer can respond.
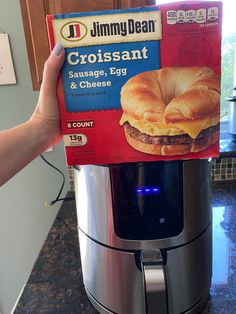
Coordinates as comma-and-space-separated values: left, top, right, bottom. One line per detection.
136, 187, 160, 195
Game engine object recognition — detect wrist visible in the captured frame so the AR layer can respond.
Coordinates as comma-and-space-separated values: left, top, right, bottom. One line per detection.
27, 117, 62, 150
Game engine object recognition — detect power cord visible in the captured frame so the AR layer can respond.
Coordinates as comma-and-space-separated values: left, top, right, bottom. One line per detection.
40, 154, 75, 206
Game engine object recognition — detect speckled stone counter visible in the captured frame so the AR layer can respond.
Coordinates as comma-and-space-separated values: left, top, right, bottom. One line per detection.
14, 192, 97, 314
14, 182, 236, 314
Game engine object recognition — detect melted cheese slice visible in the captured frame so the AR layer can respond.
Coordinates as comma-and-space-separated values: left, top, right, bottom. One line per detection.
120, 114, 219, 139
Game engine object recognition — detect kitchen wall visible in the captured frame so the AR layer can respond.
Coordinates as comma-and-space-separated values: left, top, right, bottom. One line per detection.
0, 1, 70, 314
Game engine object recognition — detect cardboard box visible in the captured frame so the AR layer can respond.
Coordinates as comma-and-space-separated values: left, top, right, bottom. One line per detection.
47, 1, 222, 165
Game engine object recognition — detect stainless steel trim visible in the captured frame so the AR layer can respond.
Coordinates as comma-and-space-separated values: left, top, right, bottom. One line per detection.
183, 295, 210, 313
141, 250, 167, 314
75, 159, 212, 250
85, 288, 115, 314
164, 224, 212, 314
79, 225, 211, 314
79, 230, 146, 314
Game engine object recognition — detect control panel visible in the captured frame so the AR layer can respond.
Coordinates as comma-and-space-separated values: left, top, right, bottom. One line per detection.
110, 161, 184, 240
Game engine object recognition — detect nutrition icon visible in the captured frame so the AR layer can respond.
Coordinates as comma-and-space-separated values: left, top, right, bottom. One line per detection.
166, 7, 218, 25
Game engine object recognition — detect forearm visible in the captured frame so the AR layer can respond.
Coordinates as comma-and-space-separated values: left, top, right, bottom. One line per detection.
0, 120, 58, 186
0, 43, 64, 187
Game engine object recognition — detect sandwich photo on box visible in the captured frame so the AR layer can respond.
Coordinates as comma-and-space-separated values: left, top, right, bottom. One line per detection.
120, 66, 220, 156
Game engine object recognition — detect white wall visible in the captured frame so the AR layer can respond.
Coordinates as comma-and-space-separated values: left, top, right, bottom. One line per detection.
0, 1, 70, 313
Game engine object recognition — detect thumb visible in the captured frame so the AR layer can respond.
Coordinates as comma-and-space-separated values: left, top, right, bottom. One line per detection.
39, 43, 65, 100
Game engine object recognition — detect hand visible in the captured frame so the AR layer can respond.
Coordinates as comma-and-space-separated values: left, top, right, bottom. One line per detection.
31, 43, 65, 145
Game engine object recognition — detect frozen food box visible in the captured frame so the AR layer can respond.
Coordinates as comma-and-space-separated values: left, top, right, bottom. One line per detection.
47, 1, 222, 165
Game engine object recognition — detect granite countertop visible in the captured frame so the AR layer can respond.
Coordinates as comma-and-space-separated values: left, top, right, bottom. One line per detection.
14, 191, 97, 314
14, 182, 236, 314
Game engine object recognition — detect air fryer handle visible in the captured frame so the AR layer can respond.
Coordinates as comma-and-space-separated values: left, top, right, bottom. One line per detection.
141, 251, 167, 314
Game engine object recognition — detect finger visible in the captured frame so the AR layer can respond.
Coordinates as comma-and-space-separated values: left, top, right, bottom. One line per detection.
40, 43, 65, 100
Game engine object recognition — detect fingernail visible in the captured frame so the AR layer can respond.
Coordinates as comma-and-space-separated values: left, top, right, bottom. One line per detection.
52, 43, 63, 56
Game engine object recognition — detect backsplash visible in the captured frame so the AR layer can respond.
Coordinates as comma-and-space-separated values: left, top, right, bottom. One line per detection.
68, 166, 75, 192
68, 158, 236, 191
212, 157, 236, 181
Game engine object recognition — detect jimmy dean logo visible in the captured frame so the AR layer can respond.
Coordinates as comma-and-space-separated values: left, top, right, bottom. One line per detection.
90, 19, 156, 37
61, 21, 87, 41
53, 10, 162, 47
